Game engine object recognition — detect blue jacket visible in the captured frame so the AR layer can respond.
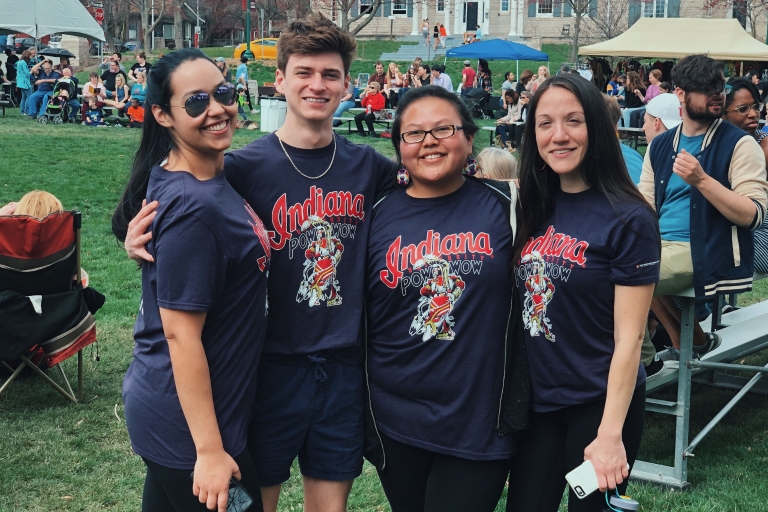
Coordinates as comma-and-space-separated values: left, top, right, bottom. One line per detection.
642, 119, 768, 299
15, 60, 31, 90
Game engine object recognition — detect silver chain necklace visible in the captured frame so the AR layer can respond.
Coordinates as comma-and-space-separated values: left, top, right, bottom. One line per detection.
276, 129, 337, 180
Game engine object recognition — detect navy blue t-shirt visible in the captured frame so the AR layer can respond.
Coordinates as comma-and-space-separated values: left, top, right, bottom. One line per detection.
225, 133, 395, 357
366, 180, 516, 460
124, 166, 271, 469
514, 188, 659, 412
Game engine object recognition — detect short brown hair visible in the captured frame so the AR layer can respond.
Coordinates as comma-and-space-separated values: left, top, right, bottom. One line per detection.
602, 94, 622, 125
277, 15, 357, 74
649, 69, 662, 81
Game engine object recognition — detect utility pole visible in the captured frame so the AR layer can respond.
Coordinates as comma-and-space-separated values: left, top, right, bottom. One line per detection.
195, 0, 200, 47
151, 0, 155, 51
244, 2, 254, 59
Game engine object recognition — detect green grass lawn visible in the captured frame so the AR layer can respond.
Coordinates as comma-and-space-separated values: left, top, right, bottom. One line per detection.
1, 100, 768, 511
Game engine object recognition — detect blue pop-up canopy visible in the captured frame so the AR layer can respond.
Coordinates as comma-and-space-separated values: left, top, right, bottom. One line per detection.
446, 39, 548, 61
446, 39, 549, 77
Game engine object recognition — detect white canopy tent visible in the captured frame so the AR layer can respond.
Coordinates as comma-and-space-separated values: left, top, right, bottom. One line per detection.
579, 18, 768, 61
0, 0, 105, 41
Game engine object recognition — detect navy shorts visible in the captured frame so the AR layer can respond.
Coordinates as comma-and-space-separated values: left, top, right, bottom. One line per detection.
248, 354, 364, 486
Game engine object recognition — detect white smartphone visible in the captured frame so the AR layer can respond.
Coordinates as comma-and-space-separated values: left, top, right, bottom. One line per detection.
565, 460, 600, 499
565, 460, 631, 500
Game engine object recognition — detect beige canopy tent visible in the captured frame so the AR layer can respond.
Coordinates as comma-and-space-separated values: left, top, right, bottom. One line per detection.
579, 18, 768, 61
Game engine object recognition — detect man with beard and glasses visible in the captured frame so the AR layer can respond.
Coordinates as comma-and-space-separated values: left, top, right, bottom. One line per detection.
639, 54, 768, 361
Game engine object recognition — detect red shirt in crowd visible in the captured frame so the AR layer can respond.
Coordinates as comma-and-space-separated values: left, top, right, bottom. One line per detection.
361, 92, 385, 112
462, 68, 476, 89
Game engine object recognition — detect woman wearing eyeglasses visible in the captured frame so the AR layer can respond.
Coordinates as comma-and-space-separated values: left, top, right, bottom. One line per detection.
114, 49, 270, 512
723, 78, 768, 274
364, 86, 529, 512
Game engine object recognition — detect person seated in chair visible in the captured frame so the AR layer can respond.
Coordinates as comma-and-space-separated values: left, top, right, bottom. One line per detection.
355, 81, 385, 137
639, 55, 768, 360
27, 59, 61, 119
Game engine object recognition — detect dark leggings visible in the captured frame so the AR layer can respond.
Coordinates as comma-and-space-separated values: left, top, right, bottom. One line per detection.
354, 112, 377, 134
377, 433, 510, 512
141, 450, 264, 512
496, 124, 524, 147
507, 384, 646, 512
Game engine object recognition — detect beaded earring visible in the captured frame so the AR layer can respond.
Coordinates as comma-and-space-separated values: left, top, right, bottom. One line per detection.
463, 157, 480, 176
397, 166, 411, 186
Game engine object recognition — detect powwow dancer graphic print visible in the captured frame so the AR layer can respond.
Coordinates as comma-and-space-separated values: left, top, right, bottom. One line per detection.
296, 216, 344, 307
409, 256, 465, 341
521, 251, 556, 342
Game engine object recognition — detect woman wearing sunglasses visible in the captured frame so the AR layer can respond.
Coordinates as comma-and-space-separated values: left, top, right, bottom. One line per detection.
723, 78, 768, 274
364, 86, 529, 511
115, 49, 270, 512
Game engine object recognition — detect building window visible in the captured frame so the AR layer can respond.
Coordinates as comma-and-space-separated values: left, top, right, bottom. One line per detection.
360, 0, 373, 14
537, 0, 553, 15
437, 0, 445, 12
393, 0, 407, 14
330, 0, 337, 21
128, 20, 138, 39
501, 0, 509, 11
163, 23, 174, 40
642, 0, 667, 17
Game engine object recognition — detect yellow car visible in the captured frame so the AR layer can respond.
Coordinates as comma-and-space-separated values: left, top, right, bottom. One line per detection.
233, 38, 278, 60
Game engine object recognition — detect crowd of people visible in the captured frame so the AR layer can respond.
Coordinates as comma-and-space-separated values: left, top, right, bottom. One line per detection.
5, 15, 768, 512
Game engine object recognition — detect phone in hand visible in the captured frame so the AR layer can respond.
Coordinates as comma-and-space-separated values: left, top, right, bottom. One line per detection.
565, 460, 631, 500
190, 473, 254, 511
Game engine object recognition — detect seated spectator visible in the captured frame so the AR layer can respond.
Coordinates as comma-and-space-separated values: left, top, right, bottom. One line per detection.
659, 81, 671, 94
476, 147, 517, 180
385, 62, 405, 108
99, 52, 126, 73
53, 56, 74, 76
355, 81, 385, 137
128, 52, 152, 82
642, 93, 682, 144
27, 59, 61, 119
53, 69, 81, 120
103, 74, 130, 111
129, 71, 147, 105
622, 71, 645, 127
639, 55, 768, 359
430, 65, 454, 93
101, 60, 128, 99
606, 72, 621, 96
409, 62, 430, 89
333, 79, 356, 127
519, 91, 532, 122
604, 94, 644, 184
126, 97, 145, 128
83, 97, 105, 127
82, 71, 107, 120
495, 89, 523, 150
723, 78, 768, 274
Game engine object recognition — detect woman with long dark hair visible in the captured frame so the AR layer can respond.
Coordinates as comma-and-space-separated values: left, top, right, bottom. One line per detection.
364, 85, 529, 512
113, 48, 269, 512
622, 71, 646, 128
724, 78, 768, 274
477, 59, 493, 93
507, 74, 660, 512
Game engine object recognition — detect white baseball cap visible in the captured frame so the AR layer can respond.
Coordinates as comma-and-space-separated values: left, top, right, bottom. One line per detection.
646, 93, 682, 130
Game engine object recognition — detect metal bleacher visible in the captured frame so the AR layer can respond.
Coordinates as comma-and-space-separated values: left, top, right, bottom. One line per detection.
632, 274, 768, 490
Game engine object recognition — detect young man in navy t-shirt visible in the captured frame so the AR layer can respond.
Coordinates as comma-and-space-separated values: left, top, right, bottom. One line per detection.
125, 16, 396, 512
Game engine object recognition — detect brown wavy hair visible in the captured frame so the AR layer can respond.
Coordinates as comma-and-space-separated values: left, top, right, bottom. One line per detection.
277, 15, 357, 75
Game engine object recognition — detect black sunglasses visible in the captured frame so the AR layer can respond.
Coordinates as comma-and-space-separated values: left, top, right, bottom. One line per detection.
167, 83, 236, 118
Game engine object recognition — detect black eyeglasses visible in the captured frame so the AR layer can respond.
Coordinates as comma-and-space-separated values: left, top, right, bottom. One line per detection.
166, 83, 236, 118
727, 103, 764, 115
401, 125, 464, 144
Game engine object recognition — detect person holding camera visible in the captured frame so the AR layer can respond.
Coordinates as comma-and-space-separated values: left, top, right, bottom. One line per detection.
356, 81, 385, 137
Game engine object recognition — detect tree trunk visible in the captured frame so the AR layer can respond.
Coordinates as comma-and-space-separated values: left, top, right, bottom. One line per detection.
174, 0, 183, 49
570, 9, 582, 62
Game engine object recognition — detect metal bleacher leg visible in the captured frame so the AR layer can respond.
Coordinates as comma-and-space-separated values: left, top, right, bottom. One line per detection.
78, 350, 83, 402
632, 296, 694, 490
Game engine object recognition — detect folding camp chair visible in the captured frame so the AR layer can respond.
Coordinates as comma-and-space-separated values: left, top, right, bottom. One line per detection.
0, 211, 97, 403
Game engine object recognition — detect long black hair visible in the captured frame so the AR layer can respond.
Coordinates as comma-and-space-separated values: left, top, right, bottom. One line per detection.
390, 85, 480, 168
111, 48, 210, 242
513, 74, 657, 259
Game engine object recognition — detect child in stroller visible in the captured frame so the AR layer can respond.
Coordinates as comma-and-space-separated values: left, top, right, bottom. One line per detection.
39, 78, 78, 124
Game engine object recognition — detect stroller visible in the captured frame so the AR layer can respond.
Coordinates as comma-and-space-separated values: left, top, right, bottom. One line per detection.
39, 79, 77, 124
464, 88, 491, 120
